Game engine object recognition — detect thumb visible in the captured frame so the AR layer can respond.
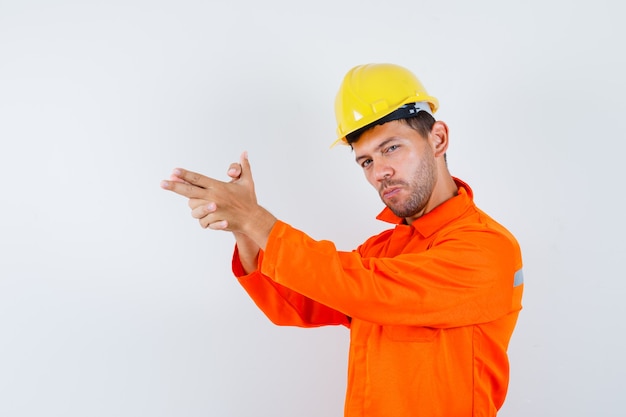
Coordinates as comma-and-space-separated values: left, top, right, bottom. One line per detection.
239, 151, 253, 181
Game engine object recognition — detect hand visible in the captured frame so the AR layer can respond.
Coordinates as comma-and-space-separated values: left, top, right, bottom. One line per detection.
183, 156, 246, 228
161, 152, 276, 249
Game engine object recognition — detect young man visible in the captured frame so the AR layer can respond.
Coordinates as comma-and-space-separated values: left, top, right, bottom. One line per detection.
161, 63, 524, 416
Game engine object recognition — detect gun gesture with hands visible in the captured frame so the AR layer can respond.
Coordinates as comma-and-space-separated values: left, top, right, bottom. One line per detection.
161, 151, 276, 252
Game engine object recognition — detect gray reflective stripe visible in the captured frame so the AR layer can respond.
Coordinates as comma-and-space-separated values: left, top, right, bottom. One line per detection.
513, 269, 524, 287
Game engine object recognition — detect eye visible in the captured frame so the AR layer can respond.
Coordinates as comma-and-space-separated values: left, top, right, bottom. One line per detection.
361, 159, 372, 169
385, 144, 399, 153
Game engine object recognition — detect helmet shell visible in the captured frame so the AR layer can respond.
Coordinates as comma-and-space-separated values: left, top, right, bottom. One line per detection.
333, 63, 439, 146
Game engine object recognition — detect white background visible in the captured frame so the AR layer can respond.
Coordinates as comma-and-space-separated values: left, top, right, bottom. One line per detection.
1, 1, 624, 416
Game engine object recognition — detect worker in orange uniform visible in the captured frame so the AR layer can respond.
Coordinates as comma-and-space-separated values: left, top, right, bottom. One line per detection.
161, 63, 524, 416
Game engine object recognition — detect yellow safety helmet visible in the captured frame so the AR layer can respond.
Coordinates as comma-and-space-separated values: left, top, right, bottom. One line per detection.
332, 63, 439, 146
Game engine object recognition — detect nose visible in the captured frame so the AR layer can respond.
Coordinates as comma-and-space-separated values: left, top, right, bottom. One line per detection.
373, 162, 393, 183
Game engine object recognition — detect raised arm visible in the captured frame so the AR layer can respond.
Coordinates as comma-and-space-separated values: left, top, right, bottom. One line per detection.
161, 153, 350, 328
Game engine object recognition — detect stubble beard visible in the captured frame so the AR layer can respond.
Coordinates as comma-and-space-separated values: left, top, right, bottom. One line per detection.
381, 155, 436, 219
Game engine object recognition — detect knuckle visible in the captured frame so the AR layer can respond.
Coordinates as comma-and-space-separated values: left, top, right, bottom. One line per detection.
189, 198, 206, 209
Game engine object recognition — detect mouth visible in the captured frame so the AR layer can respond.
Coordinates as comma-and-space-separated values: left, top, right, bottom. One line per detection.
381, 186, 401, 200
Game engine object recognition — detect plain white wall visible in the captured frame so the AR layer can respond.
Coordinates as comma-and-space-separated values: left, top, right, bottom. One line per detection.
1, 0, 624, 416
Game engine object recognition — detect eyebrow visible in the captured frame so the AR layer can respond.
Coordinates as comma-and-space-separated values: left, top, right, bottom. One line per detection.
355, 138, 397, 164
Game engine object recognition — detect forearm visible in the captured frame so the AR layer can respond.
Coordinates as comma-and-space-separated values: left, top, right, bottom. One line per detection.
240, 206, 277, 252
232, 248, 350, 327
233, 232, 260, 274
229, 206, 277, 275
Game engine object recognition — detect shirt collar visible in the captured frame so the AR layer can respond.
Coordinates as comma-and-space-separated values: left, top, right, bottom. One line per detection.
375, 177, 474, 237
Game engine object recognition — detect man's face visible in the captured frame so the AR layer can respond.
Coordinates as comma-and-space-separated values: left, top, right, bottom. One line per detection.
353, 120, 437, 223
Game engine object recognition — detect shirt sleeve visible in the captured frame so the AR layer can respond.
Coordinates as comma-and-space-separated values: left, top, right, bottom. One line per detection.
260, 221, 522, 328
232, 245, 351, 328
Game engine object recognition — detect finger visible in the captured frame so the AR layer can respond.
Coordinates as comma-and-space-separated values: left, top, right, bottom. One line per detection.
188, 198, 208, 210
161, 179, 210, 199
208, 219, 229, 230
198, 213, 225, 229
191, 202, 216, 219
226, 162, 242, 181
169, 174, 189, 184
172, 168, 221, 189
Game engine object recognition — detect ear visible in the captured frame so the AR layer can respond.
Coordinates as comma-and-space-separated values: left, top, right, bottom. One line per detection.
429, 121, 449, 158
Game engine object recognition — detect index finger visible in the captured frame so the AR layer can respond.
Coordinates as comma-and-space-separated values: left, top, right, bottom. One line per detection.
171, 168, 219, 189
160, 178, 209, 199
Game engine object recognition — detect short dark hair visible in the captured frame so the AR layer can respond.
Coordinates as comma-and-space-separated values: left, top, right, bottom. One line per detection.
346, 110, 436, 145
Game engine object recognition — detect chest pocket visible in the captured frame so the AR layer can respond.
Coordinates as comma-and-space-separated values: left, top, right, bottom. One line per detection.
384, 325, 440, 343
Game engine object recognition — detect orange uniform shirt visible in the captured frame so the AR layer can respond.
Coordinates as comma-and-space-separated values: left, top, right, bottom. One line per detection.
232, 180, 523, 417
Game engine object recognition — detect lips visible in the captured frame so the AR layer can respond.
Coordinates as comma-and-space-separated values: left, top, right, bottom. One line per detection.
382, 186, 401, 200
